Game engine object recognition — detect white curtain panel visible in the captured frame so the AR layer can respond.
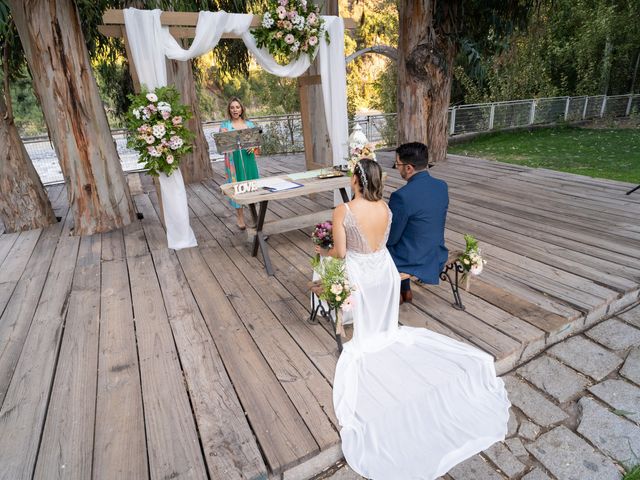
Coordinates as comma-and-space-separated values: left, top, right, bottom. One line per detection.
123, 8, 349, 248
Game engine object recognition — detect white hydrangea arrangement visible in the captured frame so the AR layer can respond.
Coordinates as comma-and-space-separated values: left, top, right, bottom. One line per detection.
252, 0, 329, 64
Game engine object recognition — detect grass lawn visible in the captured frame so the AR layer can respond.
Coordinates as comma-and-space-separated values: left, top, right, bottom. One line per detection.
447, 126, 640, 184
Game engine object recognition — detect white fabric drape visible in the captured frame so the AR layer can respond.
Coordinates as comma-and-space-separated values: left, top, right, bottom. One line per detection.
123, 8, 349, 248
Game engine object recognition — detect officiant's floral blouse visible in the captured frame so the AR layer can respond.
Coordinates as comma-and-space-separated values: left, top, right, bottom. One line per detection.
220, 99, 260, 209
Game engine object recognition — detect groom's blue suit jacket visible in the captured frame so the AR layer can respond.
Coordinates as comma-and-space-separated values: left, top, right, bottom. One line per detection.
387, 170, 449, 284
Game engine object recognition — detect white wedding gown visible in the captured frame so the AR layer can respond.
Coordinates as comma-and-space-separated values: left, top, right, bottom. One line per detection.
333, 204, 510, 480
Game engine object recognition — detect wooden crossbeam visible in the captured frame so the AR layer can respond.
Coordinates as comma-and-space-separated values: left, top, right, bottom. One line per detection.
99, 9, 356, 39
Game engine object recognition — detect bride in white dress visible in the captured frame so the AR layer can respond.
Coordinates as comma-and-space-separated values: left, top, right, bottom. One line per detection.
315, 159, 511, 479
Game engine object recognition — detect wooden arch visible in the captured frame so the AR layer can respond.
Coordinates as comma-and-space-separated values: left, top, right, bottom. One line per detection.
98, 9, 356, 171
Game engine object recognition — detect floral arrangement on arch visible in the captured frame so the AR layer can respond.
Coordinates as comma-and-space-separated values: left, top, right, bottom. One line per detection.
126, 86, 194, 176
252, 0, 329, 65
457, 234, 486, 288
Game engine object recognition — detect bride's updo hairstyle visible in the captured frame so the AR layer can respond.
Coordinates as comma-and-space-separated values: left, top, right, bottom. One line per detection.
354, 159, 384, 202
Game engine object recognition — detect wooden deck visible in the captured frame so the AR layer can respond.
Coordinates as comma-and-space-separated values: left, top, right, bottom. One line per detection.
0, 153, 638, 480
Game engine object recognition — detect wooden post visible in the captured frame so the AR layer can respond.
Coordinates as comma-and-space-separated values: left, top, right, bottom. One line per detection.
297, 73, 330, 170
122, 28, 165, 226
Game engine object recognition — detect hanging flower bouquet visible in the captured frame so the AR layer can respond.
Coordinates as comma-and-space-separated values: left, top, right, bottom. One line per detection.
312, 256, 354, 336
457, 234, 487, 289
311, 221, 333, 266
126, 86, 194, 176
252, 0, 329, 65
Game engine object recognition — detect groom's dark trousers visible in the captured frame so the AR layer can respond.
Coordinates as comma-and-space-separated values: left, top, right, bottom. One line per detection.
387, 170, 449, 289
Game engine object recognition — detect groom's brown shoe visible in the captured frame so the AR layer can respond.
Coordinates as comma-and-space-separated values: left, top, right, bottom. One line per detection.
401, 290, 413, 304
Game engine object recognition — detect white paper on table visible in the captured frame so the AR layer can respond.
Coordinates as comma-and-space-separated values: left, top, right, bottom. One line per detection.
260, 179, 304, 192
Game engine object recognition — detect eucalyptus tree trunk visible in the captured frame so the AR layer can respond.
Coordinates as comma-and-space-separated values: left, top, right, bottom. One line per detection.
8, 0, 135, 235
0, 90, 56, 232
167, 53, 213, 184
397, 1, 458, 164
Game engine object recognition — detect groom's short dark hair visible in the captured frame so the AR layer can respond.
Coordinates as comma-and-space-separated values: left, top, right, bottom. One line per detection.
395, 142, 428, 170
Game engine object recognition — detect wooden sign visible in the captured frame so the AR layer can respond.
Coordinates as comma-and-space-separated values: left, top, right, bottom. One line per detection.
233, 181, 259, 195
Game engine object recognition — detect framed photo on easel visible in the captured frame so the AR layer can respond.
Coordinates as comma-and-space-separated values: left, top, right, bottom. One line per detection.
212, 127, 263, 154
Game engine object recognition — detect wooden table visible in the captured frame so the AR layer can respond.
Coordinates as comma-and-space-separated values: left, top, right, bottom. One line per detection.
220, 171, 351, 275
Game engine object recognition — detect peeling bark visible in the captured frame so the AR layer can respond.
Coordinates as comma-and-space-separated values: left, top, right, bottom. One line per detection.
0, 92, 56, 232
8, 0, 135, 235
397, 0, 458, 164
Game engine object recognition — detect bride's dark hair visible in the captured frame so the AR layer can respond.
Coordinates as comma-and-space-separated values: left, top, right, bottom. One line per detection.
354, 159, 384, 201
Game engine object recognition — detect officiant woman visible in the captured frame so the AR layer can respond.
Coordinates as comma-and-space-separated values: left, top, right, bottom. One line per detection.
220, 97, 260, 230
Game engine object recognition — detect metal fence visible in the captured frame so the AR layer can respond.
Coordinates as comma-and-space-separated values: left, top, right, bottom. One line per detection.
22, 93, 640, 185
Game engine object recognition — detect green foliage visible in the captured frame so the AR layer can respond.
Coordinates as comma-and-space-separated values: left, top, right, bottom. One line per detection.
252, 0, 327, 64
344, 0, 398, 114
623, 465, 640, 480
126, 86, 194, 176
312, 257, 353, 310
8, 72, 45, 135
448, 126, 640, 183
454, 0, 640, 104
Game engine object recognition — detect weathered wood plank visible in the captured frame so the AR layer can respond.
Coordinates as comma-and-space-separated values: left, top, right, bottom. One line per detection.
0, 213, 79, 480
34, 234, 101, 480
176, 245, 319, 473
0, 213, 67, 404
153, 247, 269, 480
128, 253, 209, 480
93, 230, 148, 480
0, 231, 19, 266
135, 194, 269, 480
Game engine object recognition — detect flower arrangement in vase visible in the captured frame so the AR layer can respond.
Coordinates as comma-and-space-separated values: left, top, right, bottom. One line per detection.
347, 124, 376, 174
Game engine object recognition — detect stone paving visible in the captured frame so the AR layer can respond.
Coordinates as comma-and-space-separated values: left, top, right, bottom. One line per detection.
315, 303, 640, 480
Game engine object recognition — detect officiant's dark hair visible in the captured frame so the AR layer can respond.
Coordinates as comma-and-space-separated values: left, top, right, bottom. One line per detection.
227, 97, 246, 120
355, 159, 384, 202
395, 142, 428, 170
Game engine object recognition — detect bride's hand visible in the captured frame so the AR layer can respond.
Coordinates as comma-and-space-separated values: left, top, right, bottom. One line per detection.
315, 245, 328, 256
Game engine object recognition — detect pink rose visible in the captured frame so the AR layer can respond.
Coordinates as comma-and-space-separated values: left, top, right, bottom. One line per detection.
308, 35, 318, 46
283, 20, 292, 30
275, 31, 283, 39
172, 116, 182, 126
161, 110, 171, 120
276, 5, 286, 19
284, 33, 295, 44
166, 154, 174, 164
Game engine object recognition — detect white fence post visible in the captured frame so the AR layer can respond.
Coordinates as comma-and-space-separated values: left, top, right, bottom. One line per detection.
600, 96, 607, 117
489, 104, 496, 130
449, 107, 456, 136
582, 97, 589, 119
564, 96, 570, 121
626, 94, 633, 116
529, 100, 536, 125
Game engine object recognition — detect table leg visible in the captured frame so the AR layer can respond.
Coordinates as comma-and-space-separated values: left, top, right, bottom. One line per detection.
339, 187, 350, 203
250, 201, 274, 276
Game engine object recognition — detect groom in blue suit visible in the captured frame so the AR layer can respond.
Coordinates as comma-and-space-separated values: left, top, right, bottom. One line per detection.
387, 142, 449, 303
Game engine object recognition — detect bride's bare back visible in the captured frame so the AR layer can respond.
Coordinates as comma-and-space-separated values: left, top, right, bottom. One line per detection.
331, 199, 390, 257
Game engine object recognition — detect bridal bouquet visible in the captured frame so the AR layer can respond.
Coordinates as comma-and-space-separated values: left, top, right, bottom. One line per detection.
252, 0, 329, 65
126, 86, 194, 176
312, 256, 354, 335
457, 234, 486, 288
311, 221, 333, 265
